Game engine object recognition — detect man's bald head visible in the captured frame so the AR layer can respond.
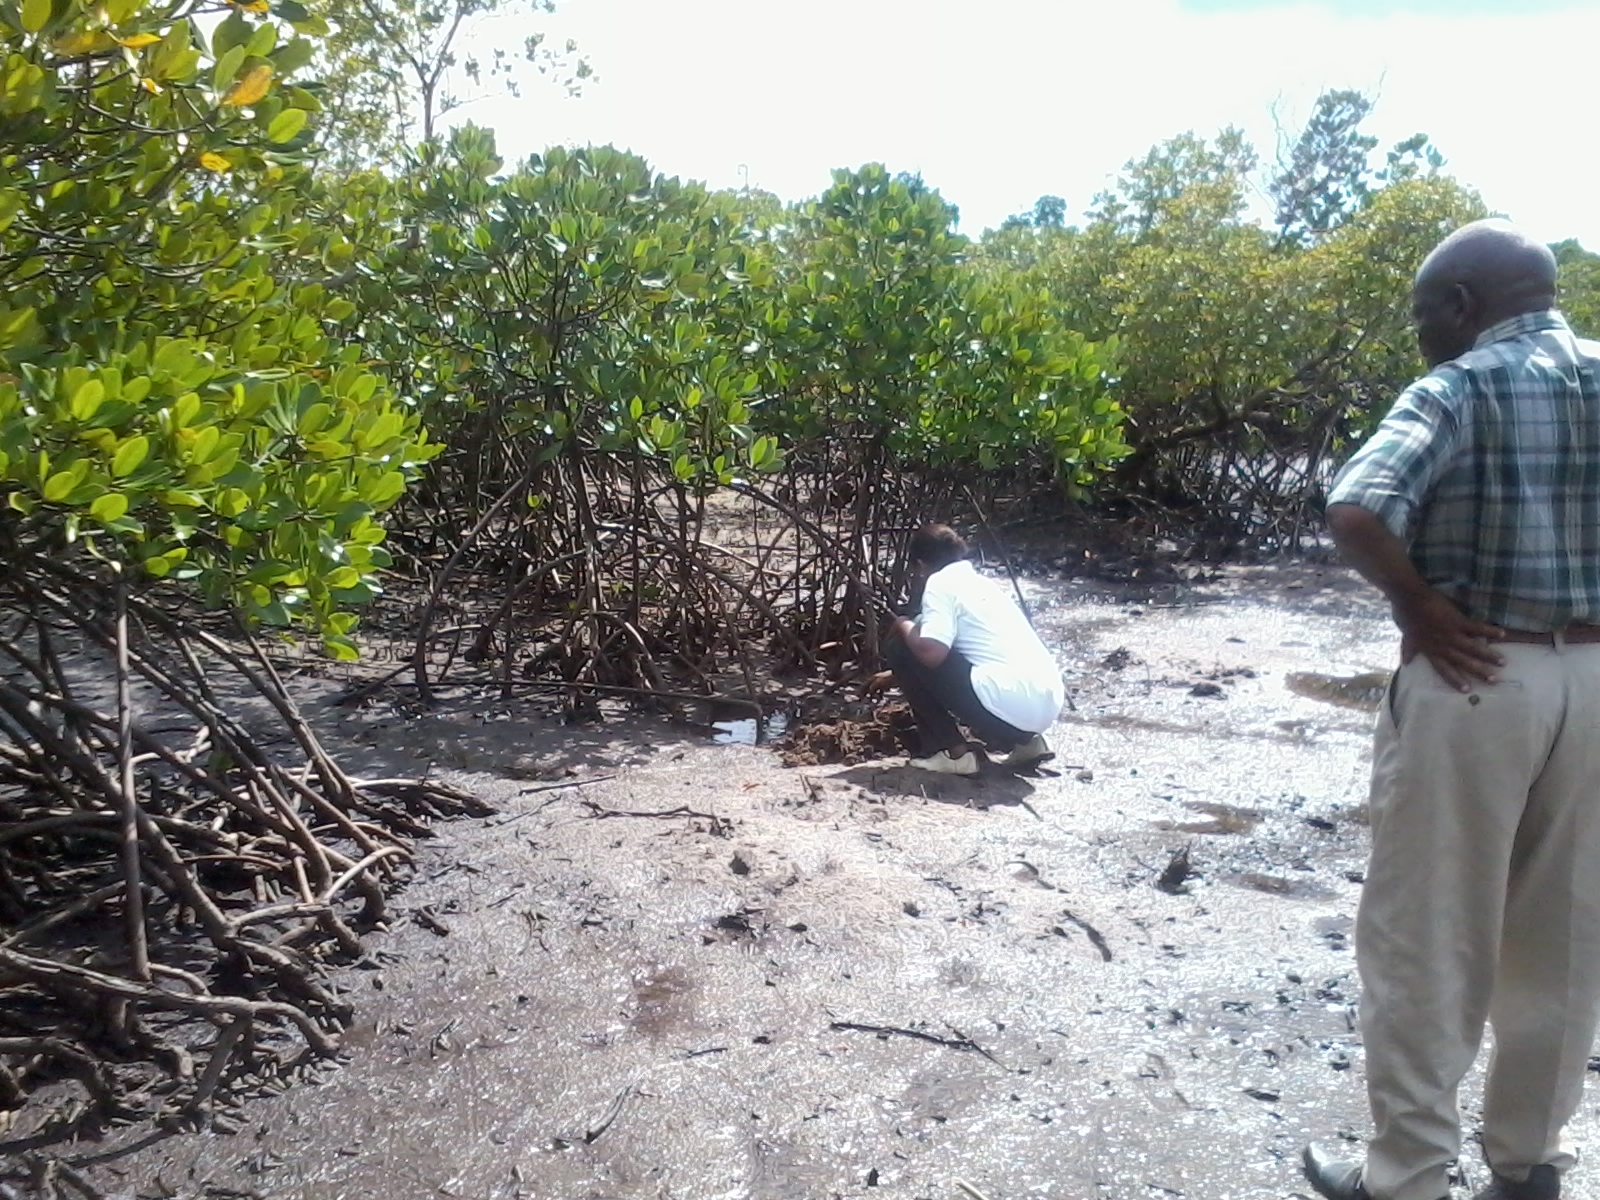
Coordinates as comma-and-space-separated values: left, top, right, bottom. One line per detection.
1411, 220, 1558, 367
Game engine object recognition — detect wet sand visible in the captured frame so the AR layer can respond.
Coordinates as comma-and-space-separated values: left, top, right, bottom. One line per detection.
53, 564, 1600, 1199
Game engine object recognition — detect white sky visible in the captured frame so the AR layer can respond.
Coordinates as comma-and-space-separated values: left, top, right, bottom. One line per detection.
456, 0, 1600, 246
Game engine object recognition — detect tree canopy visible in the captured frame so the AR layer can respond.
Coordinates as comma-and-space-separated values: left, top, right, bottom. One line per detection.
1, 0, 440, 657
976, 92, 1493, 548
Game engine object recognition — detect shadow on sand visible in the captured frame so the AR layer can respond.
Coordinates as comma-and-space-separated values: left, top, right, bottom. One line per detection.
831, 760, 1050, 813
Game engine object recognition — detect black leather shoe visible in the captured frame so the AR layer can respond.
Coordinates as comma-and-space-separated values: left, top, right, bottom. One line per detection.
1473, 1164, 1560, 1200
1302, 1144, 1371, 1200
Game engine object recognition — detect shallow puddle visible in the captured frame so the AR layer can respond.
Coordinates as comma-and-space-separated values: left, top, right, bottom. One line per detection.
714, 713, 791, 745
1154, 801, 1264, 835
1228, 872, 1339, 900
630, 964, 696, 1034
1285, 670, 1390, 711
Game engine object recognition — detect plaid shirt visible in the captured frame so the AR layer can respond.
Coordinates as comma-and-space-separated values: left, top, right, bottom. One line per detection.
1329, 310, 1600, 632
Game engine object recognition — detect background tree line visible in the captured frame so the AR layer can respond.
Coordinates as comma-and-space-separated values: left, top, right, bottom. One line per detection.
5, 4, 1598, 689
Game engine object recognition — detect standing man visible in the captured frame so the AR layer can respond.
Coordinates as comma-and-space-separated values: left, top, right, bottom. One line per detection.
877, 523, 1064, 775
1304, 221, 1600, 1200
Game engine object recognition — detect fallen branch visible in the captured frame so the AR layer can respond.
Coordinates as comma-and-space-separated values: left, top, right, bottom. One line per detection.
578, 801, 724, 824
515, 773, 618, 795
829, 1020, 1003, 1066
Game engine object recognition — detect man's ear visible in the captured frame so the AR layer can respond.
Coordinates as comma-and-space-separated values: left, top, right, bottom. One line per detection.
1452, 281, 1481, 327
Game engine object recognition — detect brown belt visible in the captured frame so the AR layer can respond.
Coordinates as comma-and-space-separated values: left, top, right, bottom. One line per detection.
1499, 625, 1600, 645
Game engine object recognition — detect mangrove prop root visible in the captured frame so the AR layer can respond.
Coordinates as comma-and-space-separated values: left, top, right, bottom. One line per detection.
386, 443, 933, 713
0, 555, 489, 1149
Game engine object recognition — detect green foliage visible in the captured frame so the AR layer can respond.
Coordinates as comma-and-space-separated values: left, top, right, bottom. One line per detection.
0, 0, 440, 651
1029, 130, 1286, 452
979, 113, 1489, 542
1380, 131, 1447, 185
1270, 91, 1450, 247
999, 194, 1068, 232
348, 131, 772, 499
1088, 127, 1257, 238
335, 149, 1124, 525
1554, 239, 1600, 339
1271, 89, 1378, 243
1297, 176, 1492, 437
757, 165, 1123, 482
316, 151, 1124, 675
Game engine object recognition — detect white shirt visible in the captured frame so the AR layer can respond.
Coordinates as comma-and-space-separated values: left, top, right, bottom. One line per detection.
916, 561, 1065, 734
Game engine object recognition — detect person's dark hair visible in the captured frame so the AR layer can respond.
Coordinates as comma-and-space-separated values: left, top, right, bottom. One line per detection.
908, 523, 969, 570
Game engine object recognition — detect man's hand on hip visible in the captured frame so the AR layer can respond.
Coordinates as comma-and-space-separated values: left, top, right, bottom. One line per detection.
1393, 586, 1505, 691
1325, 502, 1504, 692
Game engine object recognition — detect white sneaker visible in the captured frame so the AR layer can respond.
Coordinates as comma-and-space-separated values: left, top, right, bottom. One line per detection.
907, 749, 979, 775
999, 734, 1053, 768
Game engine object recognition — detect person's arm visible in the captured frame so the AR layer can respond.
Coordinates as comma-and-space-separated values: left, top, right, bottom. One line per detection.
1327, 370, 1504, 690
1325, 503, 1503, 691
890, 616, 950, 668
891, 571, 956, 668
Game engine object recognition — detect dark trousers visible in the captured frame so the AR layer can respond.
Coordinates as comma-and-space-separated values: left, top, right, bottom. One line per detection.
884, 635, 1031, 756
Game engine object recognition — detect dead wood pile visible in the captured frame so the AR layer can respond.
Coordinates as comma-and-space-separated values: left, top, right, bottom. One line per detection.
779, 703, 916, 768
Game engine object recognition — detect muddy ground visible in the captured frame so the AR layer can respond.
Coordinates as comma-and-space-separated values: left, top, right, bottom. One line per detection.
34, 564, 1600, 1200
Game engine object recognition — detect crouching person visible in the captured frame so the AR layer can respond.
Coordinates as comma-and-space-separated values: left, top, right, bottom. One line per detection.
880, 523, 1065, 775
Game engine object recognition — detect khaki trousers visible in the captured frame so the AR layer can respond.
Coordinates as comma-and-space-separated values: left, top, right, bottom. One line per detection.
1359, 642, 1600, 1200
